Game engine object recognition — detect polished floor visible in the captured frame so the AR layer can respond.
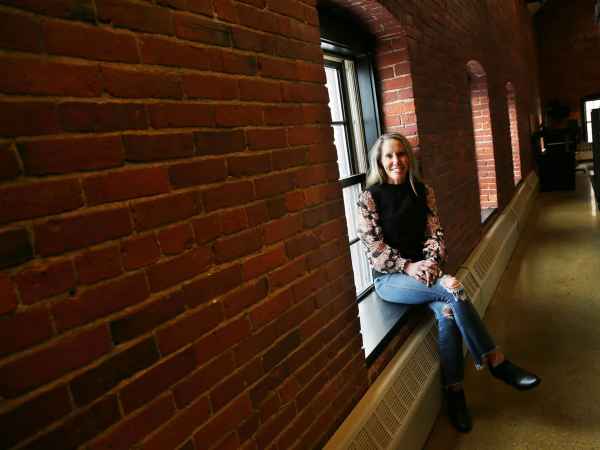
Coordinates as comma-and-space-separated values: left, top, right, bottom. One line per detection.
423, 172, 600, 450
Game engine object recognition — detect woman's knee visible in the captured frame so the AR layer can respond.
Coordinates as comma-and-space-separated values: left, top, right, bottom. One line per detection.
439, 275, 469, 302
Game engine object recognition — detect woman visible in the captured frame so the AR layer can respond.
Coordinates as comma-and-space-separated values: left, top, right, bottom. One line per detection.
356, 132, 540, 432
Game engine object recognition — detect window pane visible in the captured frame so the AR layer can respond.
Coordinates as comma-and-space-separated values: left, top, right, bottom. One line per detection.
588, 122, 594, 143
325, 66, 344, 122
350, 241, 373, 295
343, 183, 362, 242
333, 124, 352, 178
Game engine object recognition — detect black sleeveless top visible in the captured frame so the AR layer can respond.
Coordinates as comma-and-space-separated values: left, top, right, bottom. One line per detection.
367, 180, 430, 262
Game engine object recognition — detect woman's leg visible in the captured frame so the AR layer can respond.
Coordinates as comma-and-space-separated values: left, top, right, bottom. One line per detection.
427, 301, 464, 387
375, 273, 496, 369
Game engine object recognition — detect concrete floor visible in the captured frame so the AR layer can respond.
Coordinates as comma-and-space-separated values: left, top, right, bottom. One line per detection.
423, 172, 600, 450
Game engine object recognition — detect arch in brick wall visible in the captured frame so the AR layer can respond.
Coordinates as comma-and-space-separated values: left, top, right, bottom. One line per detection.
319, 0, 419, 146
506, 81, 522, 184
467, 60, 498, 214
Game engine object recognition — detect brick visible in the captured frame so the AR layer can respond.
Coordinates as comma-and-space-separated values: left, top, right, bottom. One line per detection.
0, 56, 103, 97
243, 245, 287, 280
172, 352, 235, 408
302, 104, 330, 124
123, 132, 194, 162
211, 359, 262, 412
222, 277, 268, 318
0, 178, 83, 225
216, 105, 264, 127
133, 191, 197, 231
195, 129, 246, 156
255, 403, 296, 449
285, 190, 305, 211
258, 56, 298, 80
174, 12, 231, 46
75, 244, 122, 285
120, 348, 196, 413
52, 272, 150, 331
156, 301, 223, 355
246, 202, 270, 227
284, 232, 318, 258
255, 172, 295, 199
44, 19, 139, 62
88, 394, 176, 450
264, 105, 303, 125
0, 101, 60, 137
22, 395, 121, 450
267, 0, 304, 21
192, 214, 222, 244
84, 167, 170, 205
219, 208, 248, 235
266, 196, 287, 219
139, 35, 212, 70
237, 4, 282, 35
179, 264, 243, 308
59, 102, 147, 133
97, 0, 174, 35
102, 66, 182, 99
148, 102, 215, 128
169, 158, 227, 189
246, 128, 287, 150
214, 0, 237, 21
71, 338, 160, 406
0, 385, 72, 449
0, 307, 53, 357
0, 143, 21, 181
15, 259, 76, 305
121, 233, 161, 270
35, 207, 132, 256
214, 228, 263, 263
142, 396, 211, 450
231, 26, 277, 53
249, 287, 293, 328
19, 135, 124, 175
158, 223, 195, 255
0, 274, 17, 315
193, 395, 253, 447
228, 153, 272, 177
271, 147, 307, 170
110, 291, 186, 344
146, 247, 212, 292
202, 180, 254, 212
263, 214, 303, 244
0, 227, 33, 269
182, 73, 239, 100
0, 9, 42, 52
0, 0, 95, 20
268, 257, 306, 289
0, 325, 111, 397
221, 51, 258, 75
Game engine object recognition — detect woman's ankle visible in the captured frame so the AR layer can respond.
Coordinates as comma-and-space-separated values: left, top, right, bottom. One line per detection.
486, 350, 505, 368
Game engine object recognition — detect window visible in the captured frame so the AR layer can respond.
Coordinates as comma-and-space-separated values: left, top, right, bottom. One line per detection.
506, 82, 522, 185
324, 55, 372, 299
583, 97, 600, 143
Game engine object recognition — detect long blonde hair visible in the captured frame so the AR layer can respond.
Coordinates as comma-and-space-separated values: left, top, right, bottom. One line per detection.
365, 132, 421, 195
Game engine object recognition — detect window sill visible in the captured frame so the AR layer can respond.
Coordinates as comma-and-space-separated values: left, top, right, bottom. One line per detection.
358, 290, 414, 365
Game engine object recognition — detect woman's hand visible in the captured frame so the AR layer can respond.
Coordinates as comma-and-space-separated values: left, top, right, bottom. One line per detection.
405, 260, 442, 286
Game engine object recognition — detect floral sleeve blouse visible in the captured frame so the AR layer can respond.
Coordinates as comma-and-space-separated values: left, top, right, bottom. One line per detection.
356, 183, 447, 274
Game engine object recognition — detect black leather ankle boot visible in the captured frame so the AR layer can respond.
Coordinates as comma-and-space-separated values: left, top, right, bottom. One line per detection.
446, 388, 472, 433
489, 360, 541, 391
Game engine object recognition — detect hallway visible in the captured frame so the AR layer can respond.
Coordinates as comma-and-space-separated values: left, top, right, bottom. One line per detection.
424, 172, 600, 450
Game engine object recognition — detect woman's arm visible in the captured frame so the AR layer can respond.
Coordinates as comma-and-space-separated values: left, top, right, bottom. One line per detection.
422, 184, 447, 265
356, 190, 410, 273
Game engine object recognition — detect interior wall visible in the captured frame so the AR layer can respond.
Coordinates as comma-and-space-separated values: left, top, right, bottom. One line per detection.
0, 1, 541, 449
535, 0, 600, 122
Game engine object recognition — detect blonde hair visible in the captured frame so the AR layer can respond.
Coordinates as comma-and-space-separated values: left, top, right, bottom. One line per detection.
365, 132, 421, 194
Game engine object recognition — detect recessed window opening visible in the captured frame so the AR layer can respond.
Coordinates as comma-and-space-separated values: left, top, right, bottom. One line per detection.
583, 96, 600, 143
506, 82, 522, 185
467, 61, 498, 222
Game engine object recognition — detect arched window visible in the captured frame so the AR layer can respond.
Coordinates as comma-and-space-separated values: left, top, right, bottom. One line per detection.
467, 61, 498, 221
506, 82, 522, 184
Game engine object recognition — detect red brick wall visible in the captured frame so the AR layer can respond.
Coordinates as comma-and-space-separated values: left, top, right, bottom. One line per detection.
536, 0, 600, 120
506, 82, 522, 183
0, 1, 540, 449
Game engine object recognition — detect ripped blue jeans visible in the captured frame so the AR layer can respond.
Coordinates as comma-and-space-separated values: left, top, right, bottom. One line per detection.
374, 273, 496, 387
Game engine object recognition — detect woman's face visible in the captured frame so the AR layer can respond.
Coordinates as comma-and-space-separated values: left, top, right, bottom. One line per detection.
380, 138, 410, 185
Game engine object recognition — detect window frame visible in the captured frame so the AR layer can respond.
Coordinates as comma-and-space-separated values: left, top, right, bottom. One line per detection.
581, 94, 600, 143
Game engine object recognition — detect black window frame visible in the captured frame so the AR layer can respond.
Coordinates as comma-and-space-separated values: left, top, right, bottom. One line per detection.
581, 94, 600, 143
